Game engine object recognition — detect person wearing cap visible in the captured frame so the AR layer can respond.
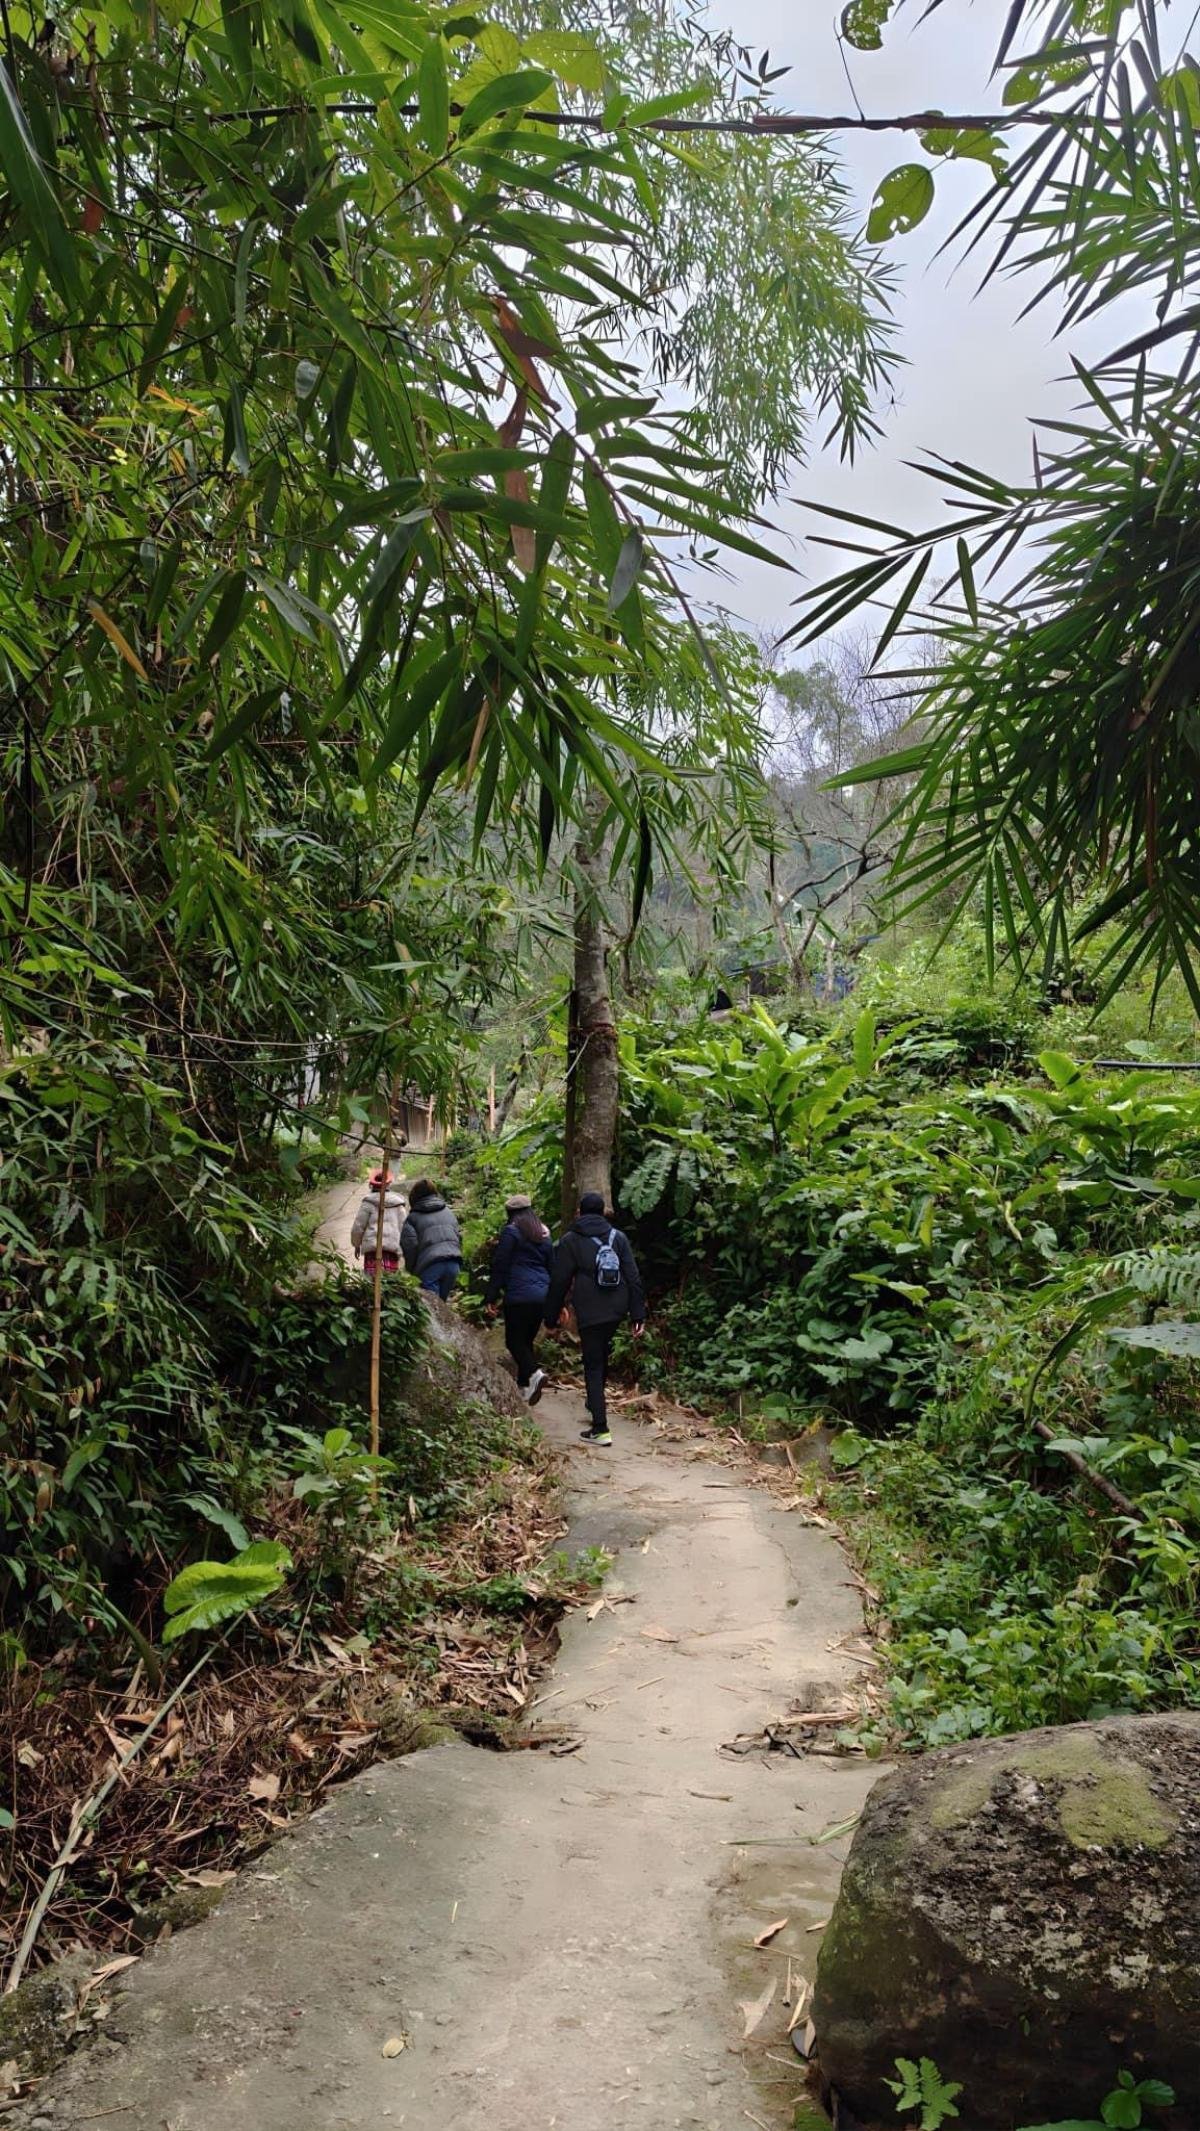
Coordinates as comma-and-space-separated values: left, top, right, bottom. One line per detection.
545, 1192, 645, 1446
486, 1194, 554, 1403
350, 1170, 407, 1275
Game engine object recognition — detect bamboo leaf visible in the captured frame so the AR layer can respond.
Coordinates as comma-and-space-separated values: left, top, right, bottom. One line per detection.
458, 69, 554, 137
0, 61, 77, 295
607, 528, 645, 614
87, 601, 149, 682
417, 35, 450, 155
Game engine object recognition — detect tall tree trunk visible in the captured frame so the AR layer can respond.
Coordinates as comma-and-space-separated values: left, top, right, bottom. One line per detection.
565, 804, 619, 1215
496, 1041, 528, 1136
561, 984, 580, 1226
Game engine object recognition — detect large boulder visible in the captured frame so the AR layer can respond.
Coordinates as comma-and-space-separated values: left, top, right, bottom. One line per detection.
814, 1713, 1200, 2127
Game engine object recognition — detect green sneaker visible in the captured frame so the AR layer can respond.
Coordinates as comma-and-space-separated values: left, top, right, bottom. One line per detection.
580, 1425, 612, 1446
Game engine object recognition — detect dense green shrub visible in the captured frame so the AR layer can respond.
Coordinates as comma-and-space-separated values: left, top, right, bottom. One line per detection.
611, 1003, 1200, 1746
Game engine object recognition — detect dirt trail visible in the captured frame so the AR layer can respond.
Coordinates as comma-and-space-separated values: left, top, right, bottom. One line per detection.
31, 1385, 881, 2131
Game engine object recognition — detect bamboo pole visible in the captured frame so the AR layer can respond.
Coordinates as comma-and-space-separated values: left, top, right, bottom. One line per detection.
368, 1075, 400, 1467
5, 1651, 211, 1995
488, 1064, 496, 1135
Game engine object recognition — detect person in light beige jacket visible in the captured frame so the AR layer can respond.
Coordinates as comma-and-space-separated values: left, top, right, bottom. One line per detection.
350, 1171, 407, 1273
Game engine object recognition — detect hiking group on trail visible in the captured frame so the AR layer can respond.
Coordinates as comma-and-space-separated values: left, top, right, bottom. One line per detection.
351, 1173, 644, 1446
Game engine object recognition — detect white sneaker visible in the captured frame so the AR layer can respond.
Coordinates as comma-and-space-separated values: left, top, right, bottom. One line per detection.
526, 1369, 546, 1407
519, 1383, 532, 1402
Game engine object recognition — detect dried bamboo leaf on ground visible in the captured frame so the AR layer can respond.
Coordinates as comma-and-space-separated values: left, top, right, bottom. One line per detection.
738, 1975, 777, 2039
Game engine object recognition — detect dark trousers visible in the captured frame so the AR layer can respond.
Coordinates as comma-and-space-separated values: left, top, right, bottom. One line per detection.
504, 1300, 543, 1388
579, 1321, 617, 1430
420, 1258, 460, 1299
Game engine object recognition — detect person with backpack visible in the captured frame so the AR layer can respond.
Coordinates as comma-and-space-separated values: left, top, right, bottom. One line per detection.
400, 1178, 462, 1298
545, 1190, 645, 1445
485, 1194, 554, 1404
350, 1170, 407, 1275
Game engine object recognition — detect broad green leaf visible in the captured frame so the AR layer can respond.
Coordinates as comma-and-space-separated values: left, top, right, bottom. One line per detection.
1109, 1322, 1200, 1358
920, 124, 1007, 175
524, 28, 605, 92
1038, 1051, 1084, 1090
840, 0, 897, 52
162, 1541, 291, 1643
866, 163, 936, 242
458, 68, 553, 137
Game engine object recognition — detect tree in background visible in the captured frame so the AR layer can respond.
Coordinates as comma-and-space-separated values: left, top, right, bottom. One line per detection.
796, 0, 1200, 1012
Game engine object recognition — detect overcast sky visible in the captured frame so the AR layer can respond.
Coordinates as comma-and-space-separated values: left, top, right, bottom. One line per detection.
709, 0, 1113, 650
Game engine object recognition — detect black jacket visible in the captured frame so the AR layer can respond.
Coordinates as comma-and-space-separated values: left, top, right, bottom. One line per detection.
400, 1192, 461, 1275
545, 1215, 645, 1330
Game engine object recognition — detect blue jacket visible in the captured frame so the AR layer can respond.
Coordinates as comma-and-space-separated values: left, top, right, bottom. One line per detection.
487, 1219, 553, 1305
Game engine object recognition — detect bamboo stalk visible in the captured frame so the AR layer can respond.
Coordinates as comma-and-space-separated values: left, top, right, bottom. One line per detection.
5, 1652, 210, 1995
368, 1076, 400, 1468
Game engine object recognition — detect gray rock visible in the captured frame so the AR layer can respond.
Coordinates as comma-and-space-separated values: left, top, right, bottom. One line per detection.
813, 1712, 1200, 2126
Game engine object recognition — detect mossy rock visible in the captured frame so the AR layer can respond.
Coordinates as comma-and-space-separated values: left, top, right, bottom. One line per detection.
0, 1953, 93, 2078
813, 1712, 1200, 2127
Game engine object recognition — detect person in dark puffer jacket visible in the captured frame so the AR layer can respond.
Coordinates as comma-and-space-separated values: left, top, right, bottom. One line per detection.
545, 1191, 645, 1445
486, 1193, 553, 1403
400, 1178, 462, 1299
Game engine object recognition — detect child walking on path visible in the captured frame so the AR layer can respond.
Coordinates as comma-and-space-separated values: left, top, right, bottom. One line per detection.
486, 1194, 553, 1403
350, 1171, 407, 1275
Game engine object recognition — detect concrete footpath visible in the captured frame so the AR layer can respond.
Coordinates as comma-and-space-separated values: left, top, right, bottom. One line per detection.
28, 1388, 881, 2131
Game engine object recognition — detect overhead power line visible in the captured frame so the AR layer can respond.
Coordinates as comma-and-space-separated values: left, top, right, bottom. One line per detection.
149, 99, 1078, 139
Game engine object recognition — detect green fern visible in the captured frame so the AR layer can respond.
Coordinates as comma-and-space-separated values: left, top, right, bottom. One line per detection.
621, 1143, 677, 1218
1108, 1246, 1200, 1309
886, 2055, 963, 2130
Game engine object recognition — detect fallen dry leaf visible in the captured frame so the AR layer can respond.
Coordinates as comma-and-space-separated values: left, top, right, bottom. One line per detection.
753, 1918, 789, 1949
247, 1771, 281, 1803
181, 1868, 236, 1889
786, 1979, 811, 2035
381, 2035, 407, 2059
804, 1914, 832, 1933
738, 1975, 777, 2039
639, 1626, 679, 1645
286, 1730, 316, 1761
89, 1954, 140, 1985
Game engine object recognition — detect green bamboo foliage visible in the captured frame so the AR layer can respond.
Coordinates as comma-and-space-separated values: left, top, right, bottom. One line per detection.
794, 0, 1200, 1008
